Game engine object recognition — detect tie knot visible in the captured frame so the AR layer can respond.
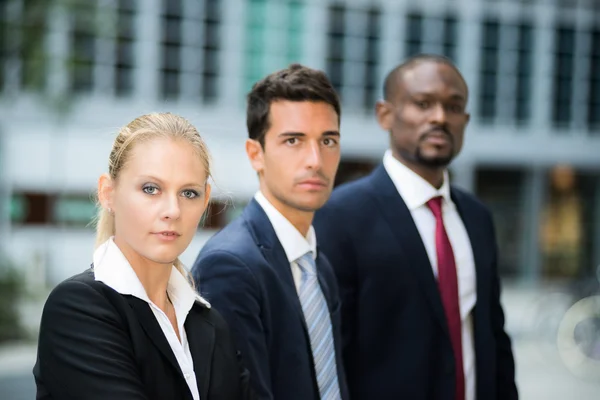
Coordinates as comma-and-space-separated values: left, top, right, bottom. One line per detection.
297, 252, 316, 276
426, 196, 444, 218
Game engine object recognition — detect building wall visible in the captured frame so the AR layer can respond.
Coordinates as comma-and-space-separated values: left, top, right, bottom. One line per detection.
0, 0, 599, 285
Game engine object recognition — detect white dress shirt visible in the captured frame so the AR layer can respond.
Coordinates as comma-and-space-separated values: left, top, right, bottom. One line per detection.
254, 191, 317, 291
93, 237, 210, 400
383, 150, 477, 400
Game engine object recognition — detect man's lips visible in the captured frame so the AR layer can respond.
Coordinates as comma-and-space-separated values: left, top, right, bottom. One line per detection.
298, 179, 327, 187
422, 129, 452, 145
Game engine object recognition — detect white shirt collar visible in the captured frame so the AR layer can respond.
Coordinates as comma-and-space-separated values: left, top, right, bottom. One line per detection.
93, 238, 211, 316
383, 149, 453, 210
254, 191, 317, 262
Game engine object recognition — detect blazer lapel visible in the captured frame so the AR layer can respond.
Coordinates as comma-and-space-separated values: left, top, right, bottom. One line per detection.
315, 252, 334, 313
127, 297, 185, 378
244, 200, 310, 332
451, 188, 491, 312
369, 165, 449, 335
185, 305, 216, 400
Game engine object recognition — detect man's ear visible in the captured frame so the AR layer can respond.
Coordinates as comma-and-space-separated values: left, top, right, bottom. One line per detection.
375, 100, 394, 131
245, 138, 265, 174
97, 173, 114, 212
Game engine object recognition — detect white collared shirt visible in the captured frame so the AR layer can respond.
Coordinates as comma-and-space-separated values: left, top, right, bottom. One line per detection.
383, 150, 477, 400
93, 237, 209, 400
254, 191, 317, 291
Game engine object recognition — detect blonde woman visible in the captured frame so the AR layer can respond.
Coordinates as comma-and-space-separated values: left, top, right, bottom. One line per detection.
33, 113, 252, 400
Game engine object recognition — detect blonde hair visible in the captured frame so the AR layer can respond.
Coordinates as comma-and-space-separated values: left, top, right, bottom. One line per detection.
95, 112, 211, 286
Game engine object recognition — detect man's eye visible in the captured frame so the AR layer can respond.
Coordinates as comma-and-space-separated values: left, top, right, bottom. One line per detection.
286, 138, 297, 145
449, 104, 464, 113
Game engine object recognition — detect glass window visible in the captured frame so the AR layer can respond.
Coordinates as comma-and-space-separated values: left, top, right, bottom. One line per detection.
334, 159, 376, 187
363, 7, 380, 109
0, 1, 8, 92
243, 0, 269, 91
69, 0, 97, 93
115, 0, 137, 96
326, 4, 380, 111
201, 200, 228, 230
20, 0, 49, 91
202, 0, 221, 102
540, 166, 598, 279
9, 195, 27, 224
475, 168, 526, 277
201, 199, 249, 230
443, 15, 458, 61
326, 4, 346, 97
160, 0, 182, 99
54, 195, 96, 228
588, 28, 600, 132
479, 71, 497, 120
552, 25, 576, 127
286, 0, 303, 63
515, 21, 534, 124
11, 192, 53, 225
478, 18, 500, 122
404, 12, 423, 58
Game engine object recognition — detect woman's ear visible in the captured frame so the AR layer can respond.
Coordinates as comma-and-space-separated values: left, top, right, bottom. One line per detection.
98, 173, 114, 212
203, 182, 212, 210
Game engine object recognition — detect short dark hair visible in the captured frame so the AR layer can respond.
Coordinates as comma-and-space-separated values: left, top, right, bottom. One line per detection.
246, 63, 341, 146
383, 54, 468, 101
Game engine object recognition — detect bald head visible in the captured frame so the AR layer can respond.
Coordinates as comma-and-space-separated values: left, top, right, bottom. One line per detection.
383, 54, 468, 102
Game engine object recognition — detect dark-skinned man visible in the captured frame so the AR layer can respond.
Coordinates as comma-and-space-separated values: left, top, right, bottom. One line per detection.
314, 54, 518, 400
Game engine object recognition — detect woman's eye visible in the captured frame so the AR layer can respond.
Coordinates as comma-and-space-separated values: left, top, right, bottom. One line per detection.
143, 186, 158, 195
182, 190, 198, 199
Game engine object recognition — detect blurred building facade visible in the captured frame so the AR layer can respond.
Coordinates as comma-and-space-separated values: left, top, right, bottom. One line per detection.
0, 0, 598, 287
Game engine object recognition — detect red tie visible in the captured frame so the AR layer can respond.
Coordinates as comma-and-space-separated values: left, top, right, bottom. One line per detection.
427, 196, 465, 400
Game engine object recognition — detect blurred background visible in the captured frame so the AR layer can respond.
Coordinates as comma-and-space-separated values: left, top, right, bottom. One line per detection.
0, 0, 599, 398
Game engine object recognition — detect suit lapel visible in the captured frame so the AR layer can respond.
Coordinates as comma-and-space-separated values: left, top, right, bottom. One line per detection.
452, 188, 490, 312
244, 200, 310, 332
369, 165, 449, 335
315, 252, 334, 312
185, 305, 215, 400
127, 297, 186, 380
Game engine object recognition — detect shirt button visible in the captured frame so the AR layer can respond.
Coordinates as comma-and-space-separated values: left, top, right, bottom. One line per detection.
184, 373, 190, 379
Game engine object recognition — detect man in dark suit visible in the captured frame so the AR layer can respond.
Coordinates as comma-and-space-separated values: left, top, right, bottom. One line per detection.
191, 64, 348, 400
314, 54, 518, 400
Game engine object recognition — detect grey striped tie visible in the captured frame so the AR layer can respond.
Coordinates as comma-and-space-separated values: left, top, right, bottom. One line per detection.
297, 252, 341, 400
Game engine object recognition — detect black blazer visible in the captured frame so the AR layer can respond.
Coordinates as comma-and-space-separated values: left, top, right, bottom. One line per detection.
314, 164, 518, 400
33, 269, 253, 400
191, 199, 349, 400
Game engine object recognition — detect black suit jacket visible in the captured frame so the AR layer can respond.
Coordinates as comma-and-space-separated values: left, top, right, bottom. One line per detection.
191, 199, 349, 400
314, 164, 518, 400
33, 269, 253, 400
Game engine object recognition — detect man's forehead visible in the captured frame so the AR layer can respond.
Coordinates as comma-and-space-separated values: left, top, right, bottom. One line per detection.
398, 61, 468, 97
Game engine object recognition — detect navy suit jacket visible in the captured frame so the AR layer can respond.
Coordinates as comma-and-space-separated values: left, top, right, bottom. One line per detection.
191, 199, 349, 400
314, 164, 518, 400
